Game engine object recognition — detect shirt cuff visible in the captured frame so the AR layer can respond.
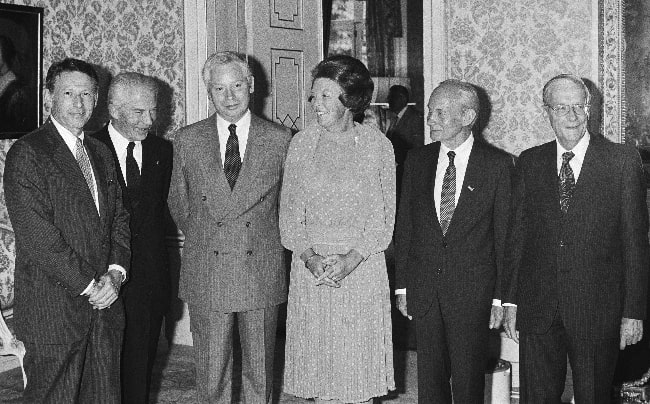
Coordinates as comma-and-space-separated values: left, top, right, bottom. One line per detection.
502, 303, 517, 307
395, 288, 406, 295
492, 299, 502, 306
108, 264, 127, 283
80, 279, 96, 296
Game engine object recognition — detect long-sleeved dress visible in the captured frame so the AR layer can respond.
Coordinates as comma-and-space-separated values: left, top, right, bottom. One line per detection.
280, 122, 396, 403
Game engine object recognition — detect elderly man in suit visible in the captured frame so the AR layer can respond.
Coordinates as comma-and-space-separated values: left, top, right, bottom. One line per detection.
4, 58, 130, 403
503, 74, 650, 403
169, 51, 292, 403
92, 72, 173, 404
394, 79, 513, 403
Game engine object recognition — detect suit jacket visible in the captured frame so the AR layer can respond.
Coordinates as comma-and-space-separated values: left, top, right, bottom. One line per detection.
395, 139, 513, 318
92, 126, 173, 307
504, 135, 650, 339
387, 106, 424, 165
169, 113, 292, 316
4, 120, 131, 344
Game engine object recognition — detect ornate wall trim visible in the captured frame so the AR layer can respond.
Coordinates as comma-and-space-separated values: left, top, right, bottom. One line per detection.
601, 0, 625, 143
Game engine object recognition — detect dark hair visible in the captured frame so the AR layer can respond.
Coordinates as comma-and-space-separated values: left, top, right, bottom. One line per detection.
45, 58, 98, 92
311, 55, 373, 114
389, 85, 409, 100
0, 36, 17, 71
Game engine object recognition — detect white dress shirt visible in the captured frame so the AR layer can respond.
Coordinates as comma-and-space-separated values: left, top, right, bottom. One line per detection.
217, 110, 251, 167
108, 122, 142, 184
556, 131, 590, 179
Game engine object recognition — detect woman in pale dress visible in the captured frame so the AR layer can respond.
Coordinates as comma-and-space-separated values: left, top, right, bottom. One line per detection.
280, 55, 396, 404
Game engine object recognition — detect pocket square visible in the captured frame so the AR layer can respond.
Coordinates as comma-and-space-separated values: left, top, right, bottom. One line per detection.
467, 185, 474, 191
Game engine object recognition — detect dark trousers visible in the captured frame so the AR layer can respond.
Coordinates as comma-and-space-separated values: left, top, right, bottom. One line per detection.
120, 291, 166, 404
520, 312, 619, 404
415, 284, 492, 404
23, 311, 123, 404
190, 305, 279, 404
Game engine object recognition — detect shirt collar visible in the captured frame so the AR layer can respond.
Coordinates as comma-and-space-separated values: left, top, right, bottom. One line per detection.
396, 105, 408, 120
51, 116, 84, 153
556, 131, 590, 161
440, 133, 474, 162
108, 121, 141, 151
216, 110, 251, 134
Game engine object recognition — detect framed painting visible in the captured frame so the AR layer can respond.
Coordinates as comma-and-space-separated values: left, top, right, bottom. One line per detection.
0, 3, 43, 139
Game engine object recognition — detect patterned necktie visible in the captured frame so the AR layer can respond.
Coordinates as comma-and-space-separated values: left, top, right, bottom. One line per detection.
126, 142, 141, 193
439, 151, 456, 235
224, 123, 242, 190
75, 137, 97, 207
559, 151, 575, 214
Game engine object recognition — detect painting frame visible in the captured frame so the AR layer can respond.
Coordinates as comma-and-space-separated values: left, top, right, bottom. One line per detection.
0, 3, 43, 139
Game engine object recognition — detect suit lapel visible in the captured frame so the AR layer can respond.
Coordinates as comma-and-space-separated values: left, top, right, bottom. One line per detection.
566, 135, 602, 218
47, 123, 101, 226
84, 138, 109, 223
200, 118, 232, 219
422, 143, 443, 236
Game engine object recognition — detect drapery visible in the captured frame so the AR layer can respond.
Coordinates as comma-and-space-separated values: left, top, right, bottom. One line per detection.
366, 0, 402, 76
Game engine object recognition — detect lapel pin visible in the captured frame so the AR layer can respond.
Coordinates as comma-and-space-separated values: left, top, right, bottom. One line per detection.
468, 186, 474, 191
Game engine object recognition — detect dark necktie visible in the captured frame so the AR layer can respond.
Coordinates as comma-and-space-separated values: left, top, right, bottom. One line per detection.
126, 142, 141, 193
75, 137, 97, 208
224, 123, 242, 190
439, 151, 456, 235
559, 151, 575, 214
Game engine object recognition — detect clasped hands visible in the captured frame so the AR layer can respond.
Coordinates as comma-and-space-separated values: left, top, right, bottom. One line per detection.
87, 269, 122, 310
304, 249, 364, 288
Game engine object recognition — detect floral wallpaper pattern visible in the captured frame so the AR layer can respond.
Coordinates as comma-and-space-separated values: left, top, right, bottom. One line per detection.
0, 0, 186, 312
446, 0, 595, 156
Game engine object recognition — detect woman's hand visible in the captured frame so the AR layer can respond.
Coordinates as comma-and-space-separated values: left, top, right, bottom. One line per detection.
304, 253, 340, 288
318, 249, 364, 285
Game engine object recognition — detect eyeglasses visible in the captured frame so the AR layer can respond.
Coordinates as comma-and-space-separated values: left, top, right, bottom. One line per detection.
545, 104, 590, 116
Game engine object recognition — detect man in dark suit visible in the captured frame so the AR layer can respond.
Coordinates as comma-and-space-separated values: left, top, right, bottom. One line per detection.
4, 58, 130, 403
503, 74, 650, 403
92, 72, 172, 404
168, 51, 292, 403
394, 79, 513, 403
386, 85, 424, 197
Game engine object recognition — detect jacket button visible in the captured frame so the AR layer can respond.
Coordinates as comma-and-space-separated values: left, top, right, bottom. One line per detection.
202, 196, 207, 201
246, 250, 253, 256
442, 241, 447, 248
214, 251, 219, 256
259, 196, 265, 202
245, 222, 251, 227
436, 268, 442, 274
559, 240, 566, 247
217, 222, 223, 227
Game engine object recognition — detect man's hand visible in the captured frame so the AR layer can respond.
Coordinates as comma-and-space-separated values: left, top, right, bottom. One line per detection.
396, 294, 411, 320
503, 306, 518, 343
489, 305, 504, 329
620, 318, 644, 350
88, 270, 122, 309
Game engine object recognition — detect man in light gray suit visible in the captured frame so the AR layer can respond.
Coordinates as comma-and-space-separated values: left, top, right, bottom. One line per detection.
169, 51, 292, 403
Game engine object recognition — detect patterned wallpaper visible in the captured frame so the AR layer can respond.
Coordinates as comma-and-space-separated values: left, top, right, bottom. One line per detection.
446, 0, 595, 156
0, 0, 185, 312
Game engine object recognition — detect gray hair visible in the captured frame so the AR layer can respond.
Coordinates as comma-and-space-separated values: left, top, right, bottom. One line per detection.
435, 79, 479, 121
108, 72, 158, 105
542, 74, 591, 105
202, 51, 252, 86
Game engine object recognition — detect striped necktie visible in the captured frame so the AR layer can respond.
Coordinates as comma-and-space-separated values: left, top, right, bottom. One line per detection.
559, 151, 575, 214
439, 151, 456, 235
224, 123, 242, 190
75, 137, 97, 208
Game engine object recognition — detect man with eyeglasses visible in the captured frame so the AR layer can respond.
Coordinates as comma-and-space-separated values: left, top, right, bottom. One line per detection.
503, 74, 650, 403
